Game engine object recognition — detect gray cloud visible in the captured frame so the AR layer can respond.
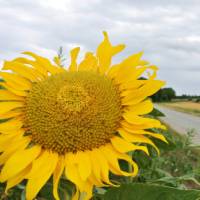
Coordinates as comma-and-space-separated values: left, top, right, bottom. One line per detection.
0, 0, 200, 95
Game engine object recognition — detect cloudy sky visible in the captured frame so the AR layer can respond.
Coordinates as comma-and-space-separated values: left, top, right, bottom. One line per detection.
0, 0, 200, 95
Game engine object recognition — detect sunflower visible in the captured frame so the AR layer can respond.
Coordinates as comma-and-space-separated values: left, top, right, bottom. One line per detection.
0, 32, 166, 200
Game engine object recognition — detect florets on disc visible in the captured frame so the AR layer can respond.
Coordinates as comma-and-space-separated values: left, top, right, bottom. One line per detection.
24, 71, 122, 154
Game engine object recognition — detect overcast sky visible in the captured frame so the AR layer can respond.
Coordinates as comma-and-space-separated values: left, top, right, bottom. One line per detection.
0, 0, 200, 95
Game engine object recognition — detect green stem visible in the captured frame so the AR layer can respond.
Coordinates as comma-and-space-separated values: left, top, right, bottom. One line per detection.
127, 152, 133, 183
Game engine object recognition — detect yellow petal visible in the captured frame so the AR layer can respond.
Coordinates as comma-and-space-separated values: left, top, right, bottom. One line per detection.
114, 53, 145, 82
0, 110, 21, 120
116, 152, 138, 177
89, 151, 103, 185
99, 145, 120, 175
0, 145, 41, 182
0, 136, 30, 165
23, 52, 64, 75
122, 80, 165, 105
147, 65, 158, 80
26, 151, 58, 200
27, 151, 57, 179
115, 59, 156, 84
78, 52, 98, 72
119, 80, 145, 91
111, 136, 149, 155
0, 134, 17, 151
0, 72, 32, 91
14, 57, 48, 77
121, 120, 166, 131
3, 61, 41, 81
93, 148, 114, 185
107, 64, 120, 79
118, 66, 146, 84
68, 47, 80, 71
0, 102, 24, 115
88, 172, 104, 187
125, 99, 153, 115
72, 187, 80, 200
126, 129, 168, 143
0, 128, 24, 137
81, 181, 93, 200
122, 97, 147, 106
0, 90, 24, 101
106, 147, 139, 177
53, 157, 64, 200
118, 129, 160, 154
0, 132, 23, 152
0, 118, 23, 132
139, 60, 149, 65
65, 156, 85, 191
77, 151, 91, 181
119, 52, 144, 69
0, 82, 27, 96
96, 31, 125, 74
101, 144, 137, 177
5, 165, 31, 193
123, 113, 162, 126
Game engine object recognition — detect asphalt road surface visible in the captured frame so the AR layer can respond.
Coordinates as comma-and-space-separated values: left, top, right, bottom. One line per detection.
156, 105, 200, 145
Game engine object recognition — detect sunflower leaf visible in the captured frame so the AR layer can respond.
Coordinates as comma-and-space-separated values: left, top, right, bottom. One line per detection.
104, 183, 200, 200
149, 108, 165, 117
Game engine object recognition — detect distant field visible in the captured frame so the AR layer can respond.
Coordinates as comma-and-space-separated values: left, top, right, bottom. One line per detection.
160, 101, 200, 117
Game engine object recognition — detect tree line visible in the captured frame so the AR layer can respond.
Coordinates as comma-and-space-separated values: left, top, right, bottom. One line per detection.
151, 88, 176, 102
151, 88, 200, 102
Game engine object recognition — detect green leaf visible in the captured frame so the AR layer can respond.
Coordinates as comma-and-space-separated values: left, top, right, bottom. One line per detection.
149, 108, 165, 117
104, 183, 200, 200
37, 178, 75, 200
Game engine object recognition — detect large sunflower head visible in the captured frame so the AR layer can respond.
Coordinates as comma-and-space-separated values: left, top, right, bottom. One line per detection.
0, 32, 166, 200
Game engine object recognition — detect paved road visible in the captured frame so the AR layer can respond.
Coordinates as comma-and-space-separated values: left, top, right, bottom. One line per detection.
156, 105, 200, 145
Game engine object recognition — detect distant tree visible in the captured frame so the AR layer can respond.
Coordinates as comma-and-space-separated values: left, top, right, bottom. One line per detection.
176, 94, 200, 100
164, 88, 176, 101
151, 87, 176, 102
196, 98, 200, 103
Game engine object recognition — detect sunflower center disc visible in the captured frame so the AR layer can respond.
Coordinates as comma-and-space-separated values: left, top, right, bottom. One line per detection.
24, 71, 122, 154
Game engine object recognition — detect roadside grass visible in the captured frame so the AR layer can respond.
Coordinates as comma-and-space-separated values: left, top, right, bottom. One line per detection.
133, 123, 200, 190
160, 101, 200, 117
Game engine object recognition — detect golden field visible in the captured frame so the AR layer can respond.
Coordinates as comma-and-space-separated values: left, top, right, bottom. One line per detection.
161, 101, 200, 117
